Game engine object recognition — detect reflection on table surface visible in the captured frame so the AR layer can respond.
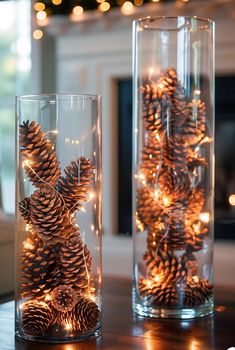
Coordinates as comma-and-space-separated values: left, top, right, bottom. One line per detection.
1, 278, 235, 350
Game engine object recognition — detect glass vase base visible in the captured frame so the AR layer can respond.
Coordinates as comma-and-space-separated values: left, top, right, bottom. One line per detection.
133, 302, 213, 320
15, 325, 101, 344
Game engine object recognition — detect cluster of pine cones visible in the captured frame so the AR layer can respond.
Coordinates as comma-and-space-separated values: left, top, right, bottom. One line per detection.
136, 68, 213, 307
18, 120, 99, 336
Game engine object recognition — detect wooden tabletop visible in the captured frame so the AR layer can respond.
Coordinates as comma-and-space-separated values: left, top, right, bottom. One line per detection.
1, 278, 235, 350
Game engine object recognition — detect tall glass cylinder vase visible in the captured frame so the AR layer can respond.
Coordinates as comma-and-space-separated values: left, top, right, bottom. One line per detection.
133, 17, 215, 319
15, 94, 102, 342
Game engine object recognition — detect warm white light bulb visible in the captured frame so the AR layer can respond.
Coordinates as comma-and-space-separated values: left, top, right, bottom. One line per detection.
36, 10, 47, 21
64, 322, 72, 331
23, 240, 34, 250
33, 29, 43, 40
154, 275, 160, 282
229, 194, 235, 206
121, 1, 134, 15
72, 5, 84, 16
45, 294, 51, 301
23, 159, 30, 168
199, 212, 210, 223
163, 196, 170, 206
88, 191, 95, 201
34, 2, 45, 11
146, 280, 152, 287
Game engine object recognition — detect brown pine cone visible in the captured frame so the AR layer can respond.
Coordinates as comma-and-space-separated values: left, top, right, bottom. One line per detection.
185, 253, 199, 277
146, 220, 166, 257
186, 188, 205, 223
186, 221, 208, 252
136, 187, 163, 227
56, 157, 94, 213
187, 152, 207, 170
30, 186, 71, 244
19, 120, 60, 187
144, 249, 189, 285
157, 166, 191, 201
140, 80, 160, 102
139, 134, 162, 185
142, 132, 161, 165
19, 197, 31, 224
182, 99, 207, 146
68, 297, 99, 332
51, 285, 77, 313
138, 277, 178, 306
171, 85, 189, 128
183, 277, 213, 307
142, 93, 171, 133
164, 216, 194, 250
162, 133, 189, 169
147, 211, 194, 251
21, 300, 53, 335
60, 230, 95, 295
21, 232, 61, 298
158, 67, 178, 97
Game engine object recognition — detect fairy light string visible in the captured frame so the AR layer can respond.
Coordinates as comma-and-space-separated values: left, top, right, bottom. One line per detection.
136, 67, 213, 306
19, 121, 99, 335
22, 160, 94, 296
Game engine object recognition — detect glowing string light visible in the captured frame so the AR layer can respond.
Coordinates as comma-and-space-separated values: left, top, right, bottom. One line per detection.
21, 155, 95, 303
64, 322, 72, 331
199, 212, 210, 223
34, 2, 45, 11
36, 10, 47, 21
121, 1, 134, 15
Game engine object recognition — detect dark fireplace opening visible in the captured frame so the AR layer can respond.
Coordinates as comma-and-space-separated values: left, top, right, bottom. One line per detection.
117, 76, 235, 240
117, 79, 133, 235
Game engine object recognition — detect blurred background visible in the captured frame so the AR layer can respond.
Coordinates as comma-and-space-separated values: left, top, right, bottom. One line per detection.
0, 0, 235, 298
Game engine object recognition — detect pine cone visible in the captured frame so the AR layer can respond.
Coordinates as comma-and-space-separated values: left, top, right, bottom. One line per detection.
146, 219, 166, 257
171, 85, 189, 128
184, 277, 213, 307
162, 133, 189, 169
136, 187, 163, 227
157, 166, 191, 201
142, 91, 171, 133
30, 186, 71, 244
69, 297, 99, 332
60, 230, 95, 295
21, 232, 61, 298
187, 152, 207, 171
158, 67, 178, 97
186, 188, 205, 223
139, 133, 162, 186
19, 120, 60, 187
51, 285, 77, 312
147, 211, 194, 251
19, 197, 31, 224
138, 277, 178, 306
140, 80, 160, 102
165, 216, 194, 250
186, 254, 199, 276
144, 249, 189, 284
21, 300, 53, 335
182, 99, 207, 146
56, 157, 94, 213
186, 220, 208, 252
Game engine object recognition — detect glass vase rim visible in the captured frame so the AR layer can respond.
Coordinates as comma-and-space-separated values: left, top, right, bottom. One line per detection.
16, 93, 101, 102
134, 15, 215, 29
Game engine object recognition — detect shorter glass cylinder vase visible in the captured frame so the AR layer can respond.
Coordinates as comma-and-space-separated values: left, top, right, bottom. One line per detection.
15, 94, 102, 342
132, 17, 214, 319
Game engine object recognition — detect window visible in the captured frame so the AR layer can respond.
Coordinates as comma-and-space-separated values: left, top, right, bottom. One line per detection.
0, 0, 31, 214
